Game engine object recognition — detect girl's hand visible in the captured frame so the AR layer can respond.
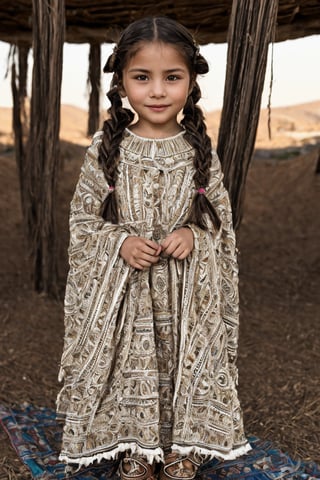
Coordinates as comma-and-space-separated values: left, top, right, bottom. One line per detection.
161, 227, 194, 260
120, 236, 162, 270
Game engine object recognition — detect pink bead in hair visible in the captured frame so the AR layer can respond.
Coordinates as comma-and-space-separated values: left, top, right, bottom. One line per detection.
197, 187, 206, 195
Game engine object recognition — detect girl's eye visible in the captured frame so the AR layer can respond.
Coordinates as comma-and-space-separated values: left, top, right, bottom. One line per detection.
135, 74, 148, 81
167, 74, 179, 81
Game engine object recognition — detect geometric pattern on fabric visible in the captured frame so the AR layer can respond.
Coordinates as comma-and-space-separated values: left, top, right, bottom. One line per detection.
1, 404, 319, 479
56, 130, 248, 463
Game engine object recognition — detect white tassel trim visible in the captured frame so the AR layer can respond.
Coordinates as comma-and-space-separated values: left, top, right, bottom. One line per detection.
59, 442, 164, 468
171, 442, 252, 461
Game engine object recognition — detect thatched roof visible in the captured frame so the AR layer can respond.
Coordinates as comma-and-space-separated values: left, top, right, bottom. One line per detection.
1, 0, 320, 45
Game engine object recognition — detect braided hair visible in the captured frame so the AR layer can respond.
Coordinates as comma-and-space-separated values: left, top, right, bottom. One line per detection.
99, 16, 220, 231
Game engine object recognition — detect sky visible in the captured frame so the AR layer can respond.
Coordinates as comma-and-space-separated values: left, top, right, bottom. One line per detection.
0, 35, 319, 113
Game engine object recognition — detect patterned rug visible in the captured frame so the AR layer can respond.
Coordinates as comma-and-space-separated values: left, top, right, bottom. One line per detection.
0, 404, 319, 479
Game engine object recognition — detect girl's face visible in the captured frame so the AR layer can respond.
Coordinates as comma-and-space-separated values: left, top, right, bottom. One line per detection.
121, 41, 192, 138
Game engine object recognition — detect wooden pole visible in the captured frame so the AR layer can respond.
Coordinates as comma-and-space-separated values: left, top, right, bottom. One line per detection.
217, 0, 279, 229
11, 44, 30, 203
26, 0, 65, 295
87, 43, 101, 136
315, 149, 320, 174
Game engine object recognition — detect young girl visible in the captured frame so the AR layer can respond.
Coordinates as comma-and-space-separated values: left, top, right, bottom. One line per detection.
56, 16, 251, 480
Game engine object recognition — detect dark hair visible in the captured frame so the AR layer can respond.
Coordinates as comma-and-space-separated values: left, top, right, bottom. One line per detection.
99, 16, 220, 231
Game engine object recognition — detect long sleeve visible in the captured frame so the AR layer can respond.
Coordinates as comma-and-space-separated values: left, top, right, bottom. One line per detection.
58, 133, 131, 387
67, 132, 130, 271
207, 151, 239, 374
186, 151, 239, 376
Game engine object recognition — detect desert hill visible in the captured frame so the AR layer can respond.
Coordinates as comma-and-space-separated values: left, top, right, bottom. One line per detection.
1, 100, 320, 150
206, 100, 320, 149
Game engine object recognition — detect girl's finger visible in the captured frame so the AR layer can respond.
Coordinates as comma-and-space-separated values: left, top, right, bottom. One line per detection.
176, 249, 189, 260
133, 252, 161, 266
154, 245, 162, 256
133, 259, 151, 269
145, 239, 161, 251
141, 245, 161, 257
139, 253, 160, 264
171, 245, 185, 259
163, 240, 180, 256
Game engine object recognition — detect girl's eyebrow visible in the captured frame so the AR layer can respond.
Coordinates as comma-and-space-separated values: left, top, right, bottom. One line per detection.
165, 68, 187, 73
128, 67, 187, 73
127, 68, 150, 73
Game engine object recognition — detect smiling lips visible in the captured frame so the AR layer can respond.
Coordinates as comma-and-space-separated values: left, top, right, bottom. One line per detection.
146, 104, 170, 111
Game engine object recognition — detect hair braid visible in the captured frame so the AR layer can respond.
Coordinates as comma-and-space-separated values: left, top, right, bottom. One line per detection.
98, 74, 134, 223
181, 84, 221, 231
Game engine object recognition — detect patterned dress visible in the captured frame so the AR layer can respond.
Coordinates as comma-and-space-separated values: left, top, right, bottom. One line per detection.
56, 129, 250, 467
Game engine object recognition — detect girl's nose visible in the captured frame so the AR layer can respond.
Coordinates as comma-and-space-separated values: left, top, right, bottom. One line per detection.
149, 80, 166, 97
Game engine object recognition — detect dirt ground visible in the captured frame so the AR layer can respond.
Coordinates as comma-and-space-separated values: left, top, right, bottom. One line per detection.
0, 118, 319, 478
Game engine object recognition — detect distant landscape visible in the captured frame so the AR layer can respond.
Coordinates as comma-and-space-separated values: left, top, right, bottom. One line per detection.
1, 100, 320, 152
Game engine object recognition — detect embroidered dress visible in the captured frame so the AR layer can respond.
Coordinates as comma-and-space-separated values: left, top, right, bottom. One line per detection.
56, 129, 251, 467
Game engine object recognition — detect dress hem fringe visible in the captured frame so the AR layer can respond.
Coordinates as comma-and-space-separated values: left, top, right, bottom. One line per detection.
171, 441, 252, 461
59, 442, 164, 467
59, 440, 252, 468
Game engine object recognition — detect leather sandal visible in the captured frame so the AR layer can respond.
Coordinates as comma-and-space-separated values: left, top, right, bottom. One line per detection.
160, 453, 201, 480
119, 454, 156, 480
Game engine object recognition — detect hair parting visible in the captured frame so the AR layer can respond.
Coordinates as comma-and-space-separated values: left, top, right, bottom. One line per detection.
98, 16, 221, 231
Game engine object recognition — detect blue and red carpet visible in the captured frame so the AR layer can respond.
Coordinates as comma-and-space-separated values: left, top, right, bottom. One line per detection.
0, 404, 319, 479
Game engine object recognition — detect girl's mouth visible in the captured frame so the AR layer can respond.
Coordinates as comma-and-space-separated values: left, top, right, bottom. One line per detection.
147, 105, 169, 112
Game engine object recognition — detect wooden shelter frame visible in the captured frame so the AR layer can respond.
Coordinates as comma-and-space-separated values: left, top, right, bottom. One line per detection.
1, 0, 320, 295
